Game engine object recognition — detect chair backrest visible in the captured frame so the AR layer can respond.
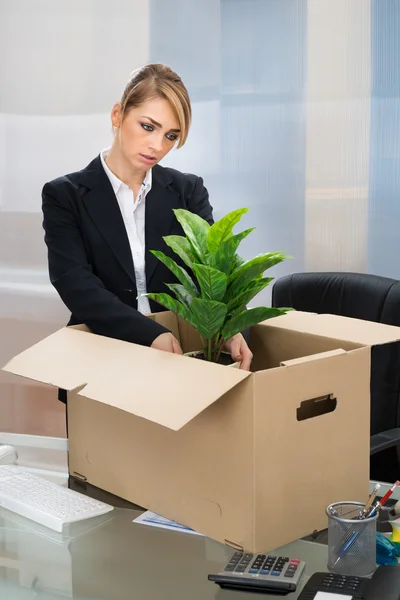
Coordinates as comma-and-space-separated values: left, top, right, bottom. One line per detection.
272, 272, 400, 436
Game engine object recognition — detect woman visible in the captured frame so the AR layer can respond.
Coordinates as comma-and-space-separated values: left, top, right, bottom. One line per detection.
42, 64, 252, 380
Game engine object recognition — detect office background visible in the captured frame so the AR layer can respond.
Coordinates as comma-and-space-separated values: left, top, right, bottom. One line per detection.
0, 0, 399, 436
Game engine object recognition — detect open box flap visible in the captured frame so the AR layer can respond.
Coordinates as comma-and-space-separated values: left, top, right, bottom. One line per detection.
2, 327, 250, 431
261, 310, 400, 346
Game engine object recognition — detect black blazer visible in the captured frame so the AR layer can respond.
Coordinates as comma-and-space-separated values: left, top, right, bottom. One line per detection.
42, 155, 214, 347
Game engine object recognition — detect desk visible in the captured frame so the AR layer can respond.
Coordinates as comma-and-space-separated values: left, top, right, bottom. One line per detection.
0, 434, 399, 600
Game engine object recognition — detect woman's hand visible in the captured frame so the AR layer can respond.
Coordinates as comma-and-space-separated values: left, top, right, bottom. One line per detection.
223, 333, 253, 371
151, 332, 183, 354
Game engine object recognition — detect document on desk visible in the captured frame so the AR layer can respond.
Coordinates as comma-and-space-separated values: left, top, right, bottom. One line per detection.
315, 593, 353, 600
133, 511, 203, 536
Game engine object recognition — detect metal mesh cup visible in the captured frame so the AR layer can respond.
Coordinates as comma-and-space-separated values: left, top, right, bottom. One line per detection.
326, 502, 377, 577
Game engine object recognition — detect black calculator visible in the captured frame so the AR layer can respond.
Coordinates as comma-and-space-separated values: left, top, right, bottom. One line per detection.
208, 552, 306, 595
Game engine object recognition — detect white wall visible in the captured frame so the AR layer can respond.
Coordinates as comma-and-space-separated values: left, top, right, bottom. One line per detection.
305, 0, 371, 272
0, 0, 150, 323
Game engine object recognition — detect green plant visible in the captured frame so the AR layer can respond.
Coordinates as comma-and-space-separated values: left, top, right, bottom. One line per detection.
144, 208, 291, 363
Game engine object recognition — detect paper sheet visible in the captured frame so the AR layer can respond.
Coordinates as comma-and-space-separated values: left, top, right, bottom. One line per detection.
315, 593, 353, 600
133, 511, 203, 536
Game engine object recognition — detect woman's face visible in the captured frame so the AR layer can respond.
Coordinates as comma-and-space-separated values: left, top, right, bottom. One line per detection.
112, 96, 180, 170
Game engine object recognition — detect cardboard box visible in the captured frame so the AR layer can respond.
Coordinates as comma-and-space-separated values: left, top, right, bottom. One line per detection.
3, 310, 400, 552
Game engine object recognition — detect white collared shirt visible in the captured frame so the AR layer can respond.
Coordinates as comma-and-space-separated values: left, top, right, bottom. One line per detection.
100, 148, 152, 315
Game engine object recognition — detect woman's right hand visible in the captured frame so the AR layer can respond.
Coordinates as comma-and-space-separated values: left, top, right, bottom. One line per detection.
151, 332, 183, 354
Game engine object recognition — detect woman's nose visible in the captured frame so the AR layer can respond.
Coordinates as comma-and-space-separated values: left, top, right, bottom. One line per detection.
149, 132, 164, 153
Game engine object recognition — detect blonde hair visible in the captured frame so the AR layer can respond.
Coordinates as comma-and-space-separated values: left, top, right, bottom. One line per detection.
119, 64, 191, 148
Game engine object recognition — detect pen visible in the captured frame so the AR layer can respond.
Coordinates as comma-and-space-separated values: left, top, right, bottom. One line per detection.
365, 480, 400, 518
359, 483, 380, 518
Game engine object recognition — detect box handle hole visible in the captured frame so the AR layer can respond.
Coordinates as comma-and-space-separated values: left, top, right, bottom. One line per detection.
296, 394, 337, 421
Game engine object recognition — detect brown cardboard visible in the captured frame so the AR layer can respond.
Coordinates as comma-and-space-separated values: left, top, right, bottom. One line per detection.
262, 310, 400, 346
4, 326, 249, 431
3, 310, 400, 552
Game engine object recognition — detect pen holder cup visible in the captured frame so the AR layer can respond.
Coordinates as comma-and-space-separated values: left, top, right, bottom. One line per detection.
326, 502, 378, 577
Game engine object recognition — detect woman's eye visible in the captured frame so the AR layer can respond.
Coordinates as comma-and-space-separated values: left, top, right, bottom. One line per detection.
141, 123, 153, 132
166, 133, 178, 141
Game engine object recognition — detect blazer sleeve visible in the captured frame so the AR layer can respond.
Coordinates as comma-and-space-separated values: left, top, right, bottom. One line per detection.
186, 175, 214, 225
42, 182, 169, 346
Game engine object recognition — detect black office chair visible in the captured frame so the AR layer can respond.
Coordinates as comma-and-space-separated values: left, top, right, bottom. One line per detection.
272, 272, 400, 483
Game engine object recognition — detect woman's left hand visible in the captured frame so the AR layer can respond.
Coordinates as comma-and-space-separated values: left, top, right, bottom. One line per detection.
223, 333, 253, 371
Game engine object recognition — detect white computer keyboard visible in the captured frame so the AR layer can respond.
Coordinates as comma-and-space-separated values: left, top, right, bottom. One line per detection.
0, 465, 114, 532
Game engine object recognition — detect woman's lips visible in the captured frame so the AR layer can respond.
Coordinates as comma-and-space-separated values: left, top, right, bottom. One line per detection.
139, 153, 157, 165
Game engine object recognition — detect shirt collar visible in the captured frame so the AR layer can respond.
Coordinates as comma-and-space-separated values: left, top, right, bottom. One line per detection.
100, 147, 152, 195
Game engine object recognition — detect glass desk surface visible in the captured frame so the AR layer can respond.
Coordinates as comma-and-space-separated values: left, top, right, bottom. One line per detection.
0, 433, 398, 600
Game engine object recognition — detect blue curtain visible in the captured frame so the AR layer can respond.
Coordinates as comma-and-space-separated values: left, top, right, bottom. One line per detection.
368, 0, 400, 278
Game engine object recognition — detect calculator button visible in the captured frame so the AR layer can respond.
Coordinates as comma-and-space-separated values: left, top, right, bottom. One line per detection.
224, 565, 236, 572
272, 570, 281, 576
286, 572, 295, 578
249, 568, 259, 574
260, 569, 270, 575
285, 569, 297, 576
235, 565, 247, 573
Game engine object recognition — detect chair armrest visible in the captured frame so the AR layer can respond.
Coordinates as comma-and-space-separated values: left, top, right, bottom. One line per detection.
370, 429, 400, 455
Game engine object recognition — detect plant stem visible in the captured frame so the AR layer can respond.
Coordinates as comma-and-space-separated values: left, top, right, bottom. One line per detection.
215, 336, 225, 363
207, 338, 212, 361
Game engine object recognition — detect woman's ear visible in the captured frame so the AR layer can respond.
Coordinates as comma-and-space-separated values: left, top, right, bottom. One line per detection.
111, 103, 122, 129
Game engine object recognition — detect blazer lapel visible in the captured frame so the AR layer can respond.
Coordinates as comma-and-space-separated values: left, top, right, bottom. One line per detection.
145, 165, 177, 286
79, 156, 136, 285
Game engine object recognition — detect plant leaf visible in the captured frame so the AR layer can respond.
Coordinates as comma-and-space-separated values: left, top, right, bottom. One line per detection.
192, 264, 227, 302
226, 277, 274, 314
163, 235, 197, 269
165, 283, 193, 308
144, 293, 197, 329
190, 298, 227, 339
207, 208, 248, 253
150, 250, 198, 297
173, 209, 211, 262
227, 252, 288, 298
221, 307, 290, 340
211, 228, 254, 273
